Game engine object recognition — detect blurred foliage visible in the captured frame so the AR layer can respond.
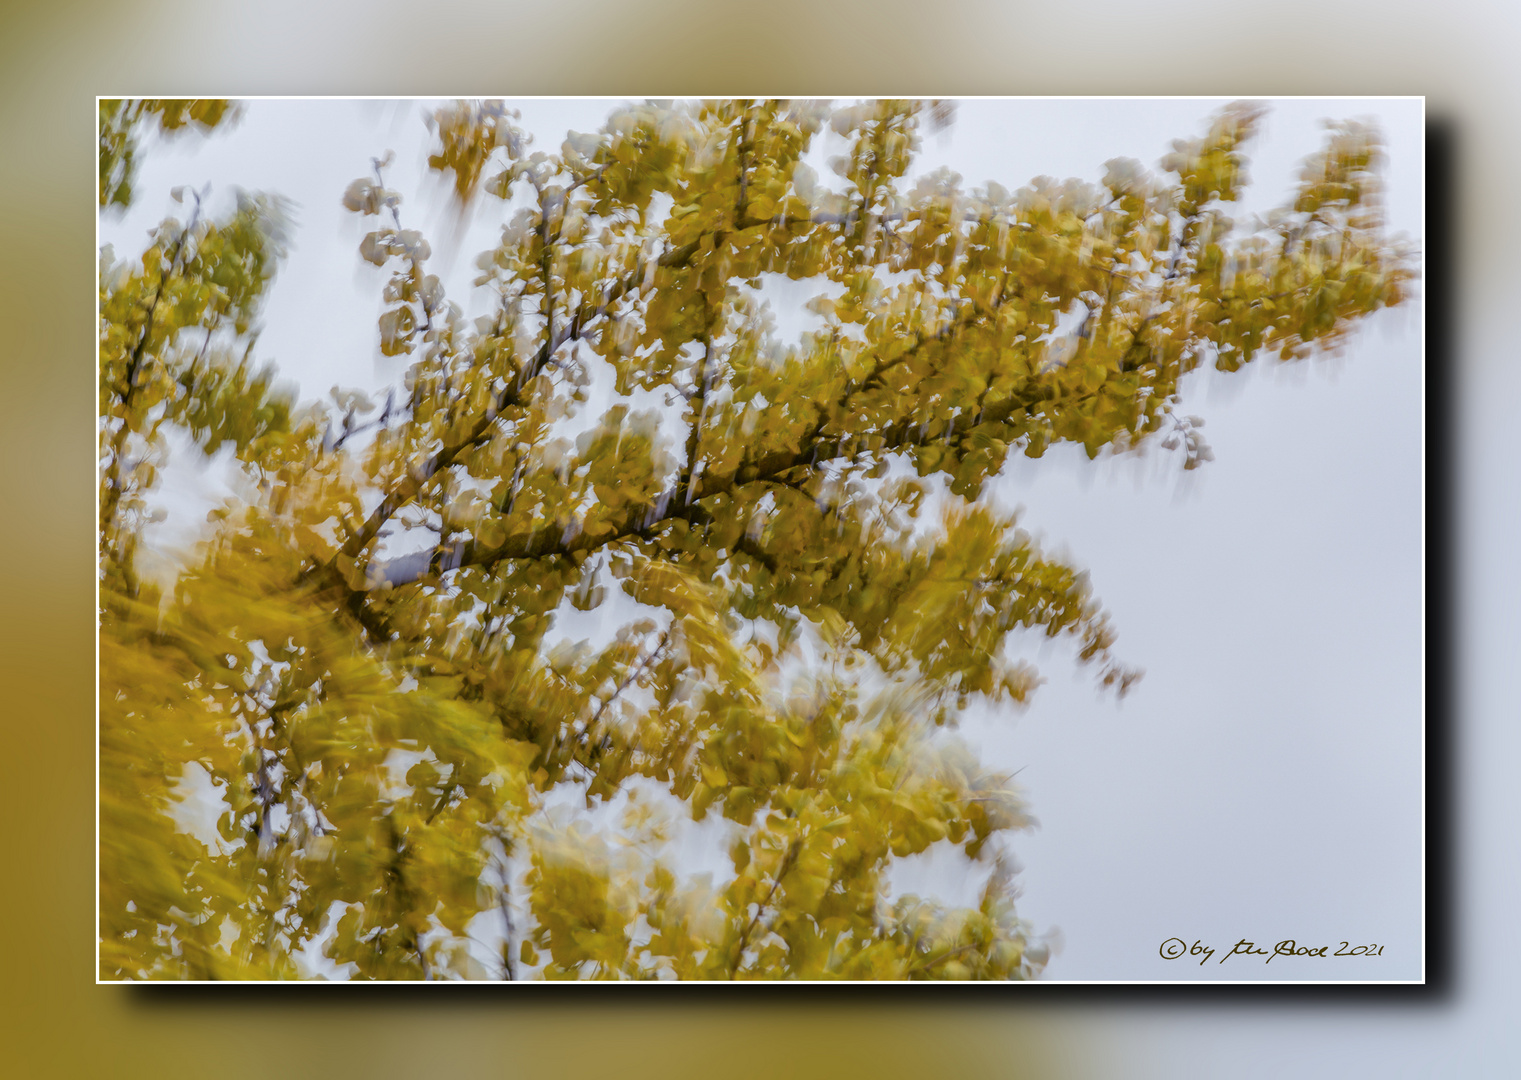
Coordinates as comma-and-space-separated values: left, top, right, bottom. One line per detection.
99, 98, 1410, 980
99, 99, 240, 209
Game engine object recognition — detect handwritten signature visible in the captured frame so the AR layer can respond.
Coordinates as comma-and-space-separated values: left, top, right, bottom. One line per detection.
1159, 938, 1386, 966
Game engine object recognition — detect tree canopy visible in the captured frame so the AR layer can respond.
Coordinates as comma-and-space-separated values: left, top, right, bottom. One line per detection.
98, 98, 1411, 980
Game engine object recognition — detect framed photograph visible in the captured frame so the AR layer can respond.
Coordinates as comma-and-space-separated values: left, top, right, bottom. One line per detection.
98, 96, 1423, 982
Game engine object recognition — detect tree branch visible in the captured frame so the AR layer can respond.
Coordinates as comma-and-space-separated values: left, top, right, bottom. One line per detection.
585, 630, 670, 734
363, 348, 1045, 590
730, 839, 799, 978
326, 235, 707, 572
101, 197, 204, 538
326, 195, 1011, 583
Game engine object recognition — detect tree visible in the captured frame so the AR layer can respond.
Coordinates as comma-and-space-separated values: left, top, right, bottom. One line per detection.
98, 98, 240, 209
99, 98, 1411, 980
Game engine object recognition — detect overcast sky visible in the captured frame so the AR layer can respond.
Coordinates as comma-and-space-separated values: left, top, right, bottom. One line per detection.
100, 97, 1424, 981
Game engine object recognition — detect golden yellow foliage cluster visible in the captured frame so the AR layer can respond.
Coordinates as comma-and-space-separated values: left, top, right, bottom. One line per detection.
99, 99, 1408, 979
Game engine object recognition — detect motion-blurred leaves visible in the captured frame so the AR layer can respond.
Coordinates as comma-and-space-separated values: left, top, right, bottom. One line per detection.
98, 98, 1410, 980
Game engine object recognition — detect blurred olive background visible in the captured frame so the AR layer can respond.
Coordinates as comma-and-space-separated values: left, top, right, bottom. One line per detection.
6, 0, 1514, 1076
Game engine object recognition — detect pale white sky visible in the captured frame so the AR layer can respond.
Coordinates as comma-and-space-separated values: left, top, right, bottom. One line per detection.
101, 97, 1423, 981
